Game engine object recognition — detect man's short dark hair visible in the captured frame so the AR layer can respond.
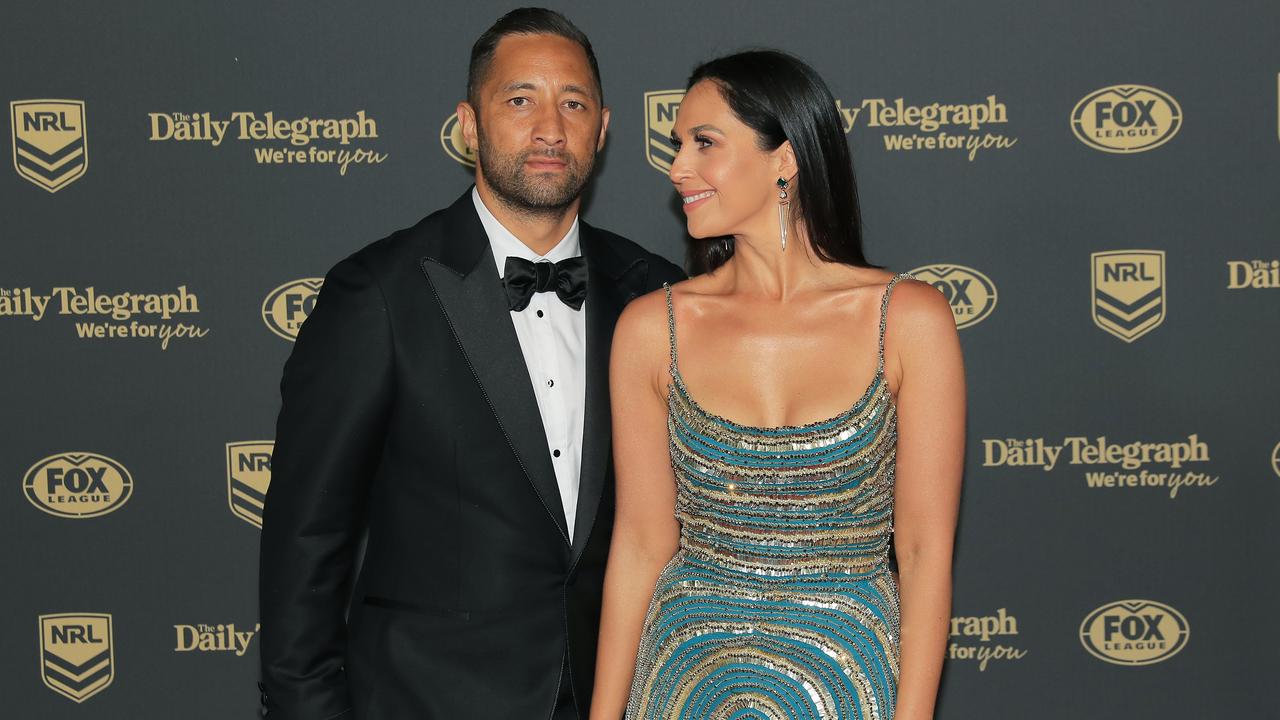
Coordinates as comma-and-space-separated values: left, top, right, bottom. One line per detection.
467, 7, 603, 109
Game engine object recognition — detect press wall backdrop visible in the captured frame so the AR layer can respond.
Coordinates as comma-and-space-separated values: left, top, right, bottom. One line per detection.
3, 1, 1278, 717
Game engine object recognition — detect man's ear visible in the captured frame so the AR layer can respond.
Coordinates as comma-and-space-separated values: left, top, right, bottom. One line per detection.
597, 106, 611, 152
457, 101, 478, 153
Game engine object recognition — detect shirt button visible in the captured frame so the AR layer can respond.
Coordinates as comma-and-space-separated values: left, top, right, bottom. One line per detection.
553, 449, 561, 458
536, 309, 544, 318
547, 378, 555, 388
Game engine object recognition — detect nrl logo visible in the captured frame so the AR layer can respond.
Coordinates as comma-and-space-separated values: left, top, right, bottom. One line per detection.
1091, 250, 1165, 342
227, 441, 273, 528
644, 90, 683, 174
11, 99, 88, 192
39, 613, 114, 702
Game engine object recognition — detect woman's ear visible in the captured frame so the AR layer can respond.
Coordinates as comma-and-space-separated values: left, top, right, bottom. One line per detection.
775, 140, 798, 183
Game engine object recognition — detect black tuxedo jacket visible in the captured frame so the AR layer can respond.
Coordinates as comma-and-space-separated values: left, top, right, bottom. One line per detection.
258, 190, 684, 720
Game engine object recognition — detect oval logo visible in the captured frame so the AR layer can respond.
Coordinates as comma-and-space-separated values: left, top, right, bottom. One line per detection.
1071, 85, 1182, 153
1079, 599, 1189, 665
440, 113, 475, 167
24, 452, 133, 518
1271, 441, 1279, 478
908, 264, 998, 329
262, 278, 323, 342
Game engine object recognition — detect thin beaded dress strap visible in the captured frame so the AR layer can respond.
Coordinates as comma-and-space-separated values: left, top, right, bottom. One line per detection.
876, 272, 913, 376
663, 282, 678, 377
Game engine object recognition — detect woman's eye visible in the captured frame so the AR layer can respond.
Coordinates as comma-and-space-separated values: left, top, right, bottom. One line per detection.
694, 135, 712, 148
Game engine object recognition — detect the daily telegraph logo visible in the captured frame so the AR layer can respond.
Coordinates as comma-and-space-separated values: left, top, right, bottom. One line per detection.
838, 94, 1017, 161
1091, 250, 1165, 342
908, 265, 997, 329
1071, 85, 1182, 153
174, 622, 260, 656
39, 613, 114, 703
11, 99, 87, 192
643, 89, 1015, 171
1080, 600, 1189, 666
227, 441, 273, 528
440, 113, 475, 167
262, 278, 322, 341
1226, 259, 1279, 289
24, 452, 133, 519
0, 285, 208, 349
948, 608, 1026, 671
644, 90, 684, 173
983, 435, 1218, 499
148, 111, 387, 175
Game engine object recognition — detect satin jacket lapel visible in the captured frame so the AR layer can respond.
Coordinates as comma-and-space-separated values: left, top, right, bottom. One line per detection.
572, 224, 650, 562
419, 191, 569, 544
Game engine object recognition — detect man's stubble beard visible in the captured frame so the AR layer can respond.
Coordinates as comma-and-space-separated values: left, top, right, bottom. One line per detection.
475, 121, 596, 219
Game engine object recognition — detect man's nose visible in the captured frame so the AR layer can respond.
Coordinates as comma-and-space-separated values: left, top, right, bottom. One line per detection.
532, 103, 567, 147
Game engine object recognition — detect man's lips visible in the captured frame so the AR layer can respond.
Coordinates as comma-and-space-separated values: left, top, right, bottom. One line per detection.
526, 157, 567, 170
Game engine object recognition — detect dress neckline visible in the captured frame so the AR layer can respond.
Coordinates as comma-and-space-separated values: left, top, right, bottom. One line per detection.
669, 364, 889, 435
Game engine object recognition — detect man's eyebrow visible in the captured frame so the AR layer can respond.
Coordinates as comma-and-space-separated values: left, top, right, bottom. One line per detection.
498, 81, 595, 98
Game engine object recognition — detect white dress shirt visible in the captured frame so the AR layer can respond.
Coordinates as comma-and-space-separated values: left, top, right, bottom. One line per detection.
472, 187, 587, 541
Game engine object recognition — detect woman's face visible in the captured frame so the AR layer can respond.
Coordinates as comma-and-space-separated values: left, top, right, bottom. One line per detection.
669, 81, 783, 240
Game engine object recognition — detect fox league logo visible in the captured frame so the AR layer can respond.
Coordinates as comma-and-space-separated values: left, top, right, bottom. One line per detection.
909, 264, 997, 329
39, 613, 114, 702
227, 441, 273, 528
10, 99, 88, 192
644, 90, 683, 174
1080, 600, 1189, 665
1091, 250, 1165, 342
262, 278, 323, 341
1071, 85, 1182, 153
23, 452, 133, 518
440, 112, 475, 167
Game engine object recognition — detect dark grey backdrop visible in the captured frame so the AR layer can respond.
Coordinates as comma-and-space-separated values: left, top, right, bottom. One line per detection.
3, 0, 1278, 718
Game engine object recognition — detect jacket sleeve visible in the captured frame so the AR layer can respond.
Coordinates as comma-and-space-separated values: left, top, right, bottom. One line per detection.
258, 255, 393, 720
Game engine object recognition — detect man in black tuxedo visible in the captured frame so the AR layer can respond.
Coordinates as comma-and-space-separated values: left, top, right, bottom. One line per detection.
257, 8, 684, 719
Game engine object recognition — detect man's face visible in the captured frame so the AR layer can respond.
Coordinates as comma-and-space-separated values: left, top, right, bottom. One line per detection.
459, 33, 610, 215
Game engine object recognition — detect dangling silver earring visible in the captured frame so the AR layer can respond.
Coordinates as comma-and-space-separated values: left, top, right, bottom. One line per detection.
776, 177, 790, 251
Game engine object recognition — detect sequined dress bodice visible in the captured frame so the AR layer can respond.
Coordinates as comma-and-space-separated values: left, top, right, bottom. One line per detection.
624, 273, 912, 720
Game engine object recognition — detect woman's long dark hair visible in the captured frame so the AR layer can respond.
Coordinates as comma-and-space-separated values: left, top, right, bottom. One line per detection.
685, 50, 879, 274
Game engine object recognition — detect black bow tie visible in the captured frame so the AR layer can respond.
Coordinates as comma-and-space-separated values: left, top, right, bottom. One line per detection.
502, 255, 588, 312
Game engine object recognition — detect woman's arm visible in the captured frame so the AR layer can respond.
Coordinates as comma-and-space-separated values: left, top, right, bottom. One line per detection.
589, 292, 682, 720
888, 281, 966, 720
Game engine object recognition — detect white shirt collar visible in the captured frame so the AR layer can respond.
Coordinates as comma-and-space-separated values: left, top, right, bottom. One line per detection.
472, 186, 581, 278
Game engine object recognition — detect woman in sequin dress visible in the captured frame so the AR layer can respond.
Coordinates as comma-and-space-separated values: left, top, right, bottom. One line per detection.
589, 51, 965, 720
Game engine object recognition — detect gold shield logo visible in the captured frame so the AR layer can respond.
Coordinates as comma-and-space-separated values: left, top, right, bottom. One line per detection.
1070, 85, 1182, 153
1092, 250, 1165, 342
644, 90, 684, 173
908, 264, 998, 329
440, 112, 475, 167
23, 452, 133, 519
39, 613, 114, 702
11, 99, 88, 192
1079, 600, 1189, 665
227, 441, 273, 528
262, 278, 323, 342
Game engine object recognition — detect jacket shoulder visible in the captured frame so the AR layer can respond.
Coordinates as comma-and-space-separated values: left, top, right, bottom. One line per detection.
333, 208, 448, 276
586, 224, 686, 285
